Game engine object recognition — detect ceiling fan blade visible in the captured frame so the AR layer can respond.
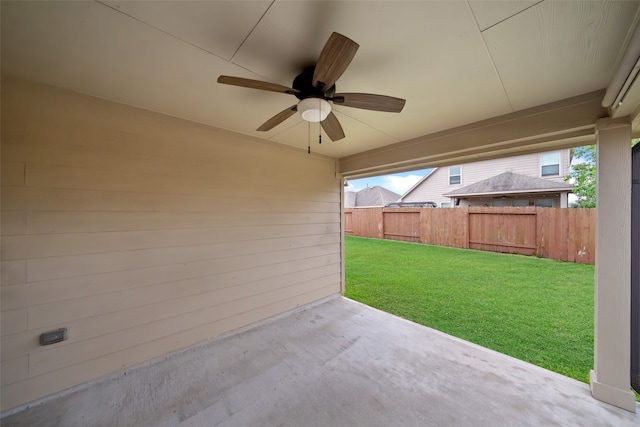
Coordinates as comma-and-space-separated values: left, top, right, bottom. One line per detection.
332, 93, 406, 113
321, 112, 345, 141
257, 105, 298, 131
312, 32, 359, 91
218, 76, 299, 95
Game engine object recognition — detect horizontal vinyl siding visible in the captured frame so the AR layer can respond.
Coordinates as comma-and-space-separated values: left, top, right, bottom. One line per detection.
0, 77, 342, 411
403, 151, 571, 205
461, 151, 570, 184
402, 168, 453, 206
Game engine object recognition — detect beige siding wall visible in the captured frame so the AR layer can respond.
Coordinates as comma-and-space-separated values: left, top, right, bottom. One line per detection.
402, 151, 571, 206
402, 168, 453, 206
458, 151, 570, 184
0, 77, 342, 411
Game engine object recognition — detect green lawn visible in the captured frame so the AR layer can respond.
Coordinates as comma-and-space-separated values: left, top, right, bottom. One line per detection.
344, 235, 594, 383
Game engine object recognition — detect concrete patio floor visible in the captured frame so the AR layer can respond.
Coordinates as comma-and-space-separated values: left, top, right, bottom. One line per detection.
3, 296, 639, 426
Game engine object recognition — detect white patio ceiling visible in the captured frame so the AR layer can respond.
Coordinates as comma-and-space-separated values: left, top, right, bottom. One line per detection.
2, 1, 640, 160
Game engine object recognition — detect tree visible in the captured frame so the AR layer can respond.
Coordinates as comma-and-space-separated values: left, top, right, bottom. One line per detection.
565, 139, 639, 208
565, 145, 596, 207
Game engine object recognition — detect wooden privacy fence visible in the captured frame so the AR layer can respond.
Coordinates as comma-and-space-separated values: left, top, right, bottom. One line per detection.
344, 207, 596, 264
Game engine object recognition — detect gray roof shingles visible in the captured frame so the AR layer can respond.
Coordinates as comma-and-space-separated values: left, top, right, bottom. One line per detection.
344, 191, 357, 208
345, 186, 401, 207
443, 172, 572, 197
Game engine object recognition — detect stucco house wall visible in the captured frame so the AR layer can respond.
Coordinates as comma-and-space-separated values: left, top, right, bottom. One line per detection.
0, 77, 342, 411
400, 151, 571, 207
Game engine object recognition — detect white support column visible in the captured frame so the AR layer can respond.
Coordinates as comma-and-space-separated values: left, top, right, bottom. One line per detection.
340, 175, 346, 294
590, 117, 636, 412
560, 192, 568, 208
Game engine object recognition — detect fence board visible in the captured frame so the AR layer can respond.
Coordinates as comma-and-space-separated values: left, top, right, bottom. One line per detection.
383, 208, 420, 242
567, 209, 576, 263
344, 211, 353, 235
468, 207, 537, 256
560, 208, 569, 261
576, 208, 595, 264
420, 208, 468, 248
344, 208, 383, 239
345, 207, 595, 264
537, 209, 547, 259
548, 208, 559, 260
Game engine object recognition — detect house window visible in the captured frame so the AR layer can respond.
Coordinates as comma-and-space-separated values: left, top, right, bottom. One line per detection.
535, 198, 553, 207
512, 199, 529, 207
441, 202, 451, 208
492, 199, 507, 207
541, 152, 560, 177
449, 166, 461, 185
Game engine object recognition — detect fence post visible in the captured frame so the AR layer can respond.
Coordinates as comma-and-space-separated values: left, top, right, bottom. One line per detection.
535, 208, 542, 258
465, 207, 470, 249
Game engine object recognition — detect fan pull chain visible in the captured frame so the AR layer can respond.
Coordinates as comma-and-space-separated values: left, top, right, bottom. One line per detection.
318, 99, 322, 145
307, 121, 311, 154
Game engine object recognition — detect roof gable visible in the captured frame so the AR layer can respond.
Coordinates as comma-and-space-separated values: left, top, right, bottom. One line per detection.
399, 168, 437, 199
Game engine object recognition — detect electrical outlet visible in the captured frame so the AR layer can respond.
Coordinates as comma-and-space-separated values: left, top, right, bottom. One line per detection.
40, 328, 68, 346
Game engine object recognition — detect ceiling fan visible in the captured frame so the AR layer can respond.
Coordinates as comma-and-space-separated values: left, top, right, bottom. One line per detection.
217, 32, 406, 141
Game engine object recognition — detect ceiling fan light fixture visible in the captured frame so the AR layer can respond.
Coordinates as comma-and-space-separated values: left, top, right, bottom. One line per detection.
297, 98, 331, 122
218, 32, 403, 140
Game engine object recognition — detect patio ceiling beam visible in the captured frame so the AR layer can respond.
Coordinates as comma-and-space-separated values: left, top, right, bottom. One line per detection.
339, 90, 607, 178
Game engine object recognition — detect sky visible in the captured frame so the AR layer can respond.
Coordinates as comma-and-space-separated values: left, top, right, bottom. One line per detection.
345, 168, 432, 197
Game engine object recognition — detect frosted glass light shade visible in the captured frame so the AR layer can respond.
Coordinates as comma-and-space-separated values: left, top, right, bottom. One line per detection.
297, 98, 331, 122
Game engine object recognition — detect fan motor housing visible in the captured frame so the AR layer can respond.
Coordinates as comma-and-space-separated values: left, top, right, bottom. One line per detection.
292, 67, 335, 100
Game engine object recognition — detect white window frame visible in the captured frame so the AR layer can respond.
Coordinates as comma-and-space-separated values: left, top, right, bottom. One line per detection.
441, 202, 451, 208
449, 166, 461, 185
540, 152, 561, 177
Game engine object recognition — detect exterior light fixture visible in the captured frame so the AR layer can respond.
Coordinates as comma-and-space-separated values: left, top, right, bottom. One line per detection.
297, 98, 331, 122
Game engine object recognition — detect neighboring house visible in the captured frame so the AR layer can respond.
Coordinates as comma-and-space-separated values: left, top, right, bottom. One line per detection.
399, 150, 573, 208
344, 185, 400, 208
444, 172, 573, 208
